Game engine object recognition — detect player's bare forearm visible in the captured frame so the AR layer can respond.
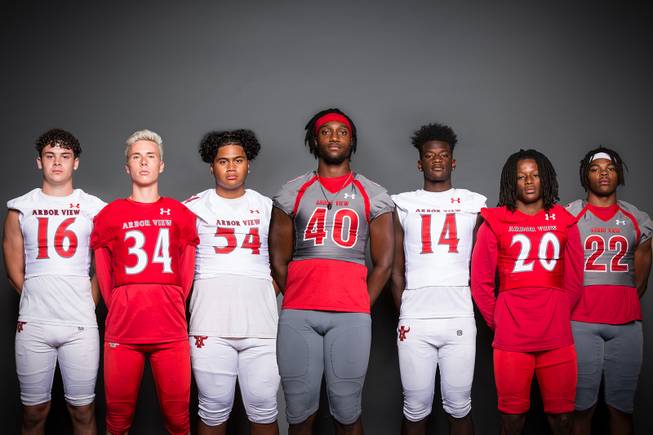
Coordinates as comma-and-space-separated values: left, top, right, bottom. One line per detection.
635, 238, 652, 298
90, 275, 100, 306
269, 207, 294, 294
390, 210, 406, 311
368, 212, 394, 306
3, 210, 25, 293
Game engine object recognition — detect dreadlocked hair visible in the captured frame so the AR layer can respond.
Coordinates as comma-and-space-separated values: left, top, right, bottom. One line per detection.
199, 129, 261, 163
304, 108, 357, 159
578, 146, 626, 191
411, 122, 457, 155
35, 128, 82, 157
498, 149, 559, 212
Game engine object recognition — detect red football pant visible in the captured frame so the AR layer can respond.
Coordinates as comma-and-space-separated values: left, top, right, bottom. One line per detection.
493, 344, 577, 415
104, 340, 191, 435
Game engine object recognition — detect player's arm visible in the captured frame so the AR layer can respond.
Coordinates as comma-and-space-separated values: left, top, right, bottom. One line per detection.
390, 210, 405, 311
368, 212, 394, 306
470, 222, 498, 330
635, 238, 652, 298
93, 247, 114, 308
90, 275, 100, 306
472, 215, 483, 247
3, 210, 25, 293
563, 225, 584, 309
269, 207, 294, 294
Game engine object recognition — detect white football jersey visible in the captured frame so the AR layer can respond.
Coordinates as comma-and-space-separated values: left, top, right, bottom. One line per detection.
393, 188, 486, 289
184, 189, 273, 280
7, 188, 106, 279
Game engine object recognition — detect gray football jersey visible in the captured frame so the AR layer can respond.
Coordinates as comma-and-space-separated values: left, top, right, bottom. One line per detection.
567, 199, 653, 286
274, 171, 394, 265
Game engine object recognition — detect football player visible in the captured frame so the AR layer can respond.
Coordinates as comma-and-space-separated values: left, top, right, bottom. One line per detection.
4, 129, 105, 435
471, 149, 584, 435
567, 147, 652, 435
91, 130, 198, 435
269, 108, 394, 435
391, 123, 486, 435
184, 130, 280, 435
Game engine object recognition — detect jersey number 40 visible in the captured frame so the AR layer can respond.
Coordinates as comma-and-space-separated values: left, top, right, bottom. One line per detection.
304, 207, 359, 248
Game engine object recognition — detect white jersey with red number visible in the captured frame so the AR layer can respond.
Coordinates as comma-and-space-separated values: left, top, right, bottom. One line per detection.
7, 188, 106, 326
393, 189, 486, 289
393, 188, 486, 318
183, 189, 277, 337
184, 189, 273, 281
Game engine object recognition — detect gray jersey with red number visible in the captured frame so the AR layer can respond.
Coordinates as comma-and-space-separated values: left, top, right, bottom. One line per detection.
273, 172, 394, 265
567, 199, 653, 286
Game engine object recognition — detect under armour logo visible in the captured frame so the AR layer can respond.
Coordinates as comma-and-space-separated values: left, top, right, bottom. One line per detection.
615, 219, 626, 226
250, 209, 260, 214
398, 326, 411, 341
109, 342, 119, 348
457, 330, 463, 336
344, 193, 356, 199
545, 213, 556, 221
69, 203, 80, 209
160, 208, 171, 215
451, 198, 461, 204
16, 321, 26, 333
194, 335, 208, 348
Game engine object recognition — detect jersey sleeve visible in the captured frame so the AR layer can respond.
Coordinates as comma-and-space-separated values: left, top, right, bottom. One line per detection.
369, 187, 394, 220
467, 191, 488, 212
179, 206, 200, 247
88, 195, 107, 218
633, 206, 653, 243
563, 224, 584, 309
90, 207, 113, 250
471, 222, 499, 330
565, 199, 585, 217
391, 194, 408, 227
273, 179, 300, 216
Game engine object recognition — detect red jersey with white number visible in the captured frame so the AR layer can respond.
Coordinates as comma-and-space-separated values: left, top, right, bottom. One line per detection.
91, 197, 199, 343
567, 200, 653, 324
273, 172, 394, 313
471, 205, 584, 351
7, 188, 105, 327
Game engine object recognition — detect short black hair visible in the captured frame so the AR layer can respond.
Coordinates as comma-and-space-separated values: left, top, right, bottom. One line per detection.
498, 149, 559, 212
411, 122, 457, 155
35, 129, 82, 157
579, 146, 626, 191
199, 129, 261, 163
304, 108, 357, 159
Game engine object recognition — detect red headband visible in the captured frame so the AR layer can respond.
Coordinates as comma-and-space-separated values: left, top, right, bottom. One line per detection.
314, 113, 352, 134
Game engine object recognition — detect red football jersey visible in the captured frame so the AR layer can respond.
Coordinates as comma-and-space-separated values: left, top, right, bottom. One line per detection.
481, 205, 577, 291
471, 205, 584, 352
91, 197, 199, 343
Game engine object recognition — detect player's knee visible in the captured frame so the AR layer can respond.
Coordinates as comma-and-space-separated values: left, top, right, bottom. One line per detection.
198, 397, 232, 426
67, 402, 95, 426
244, 393, 278, 424
442, 391, 471, 419
403, 390, 433, 422
329, 393, 362, 425
22, 402, 50, 429
106, 400, 137, 435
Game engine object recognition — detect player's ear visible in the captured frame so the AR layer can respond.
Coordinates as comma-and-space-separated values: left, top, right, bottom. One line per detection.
73, 157, 80, 171
159, 160, 165, 174
417, 160, 423, 172
36, 156, 43, 170
451, 158, 456, 171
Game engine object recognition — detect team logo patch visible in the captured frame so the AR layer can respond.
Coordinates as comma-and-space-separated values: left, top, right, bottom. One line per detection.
160, 208, 171, 215
16, 321, 26, 332
545, 213, 556, 221
457, 329, 463, 336
615, 219, 626, 226
398, 326, 410, 341
194, 335, 208, 348
451, 197, 461, 204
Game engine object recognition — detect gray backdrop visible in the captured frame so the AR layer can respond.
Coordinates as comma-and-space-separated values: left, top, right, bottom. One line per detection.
2, 1, 652, 433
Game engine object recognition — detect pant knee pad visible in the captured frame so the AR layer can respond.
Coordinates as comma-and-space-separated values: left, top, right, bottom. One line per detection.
65, 393, 95, 407
245, 403, 278, 424
198, 401, 231, 427
443, 400, 471, 419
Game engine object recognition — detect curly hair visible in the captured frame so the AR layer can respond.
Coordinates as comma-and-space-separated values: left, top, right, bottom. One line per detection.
498, 149, 559, 212
35, 128, 82, 157
578, 146, 626, 191
304, 108, 357, 159
411, 122, 458, 155
199, 129, 261, 163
